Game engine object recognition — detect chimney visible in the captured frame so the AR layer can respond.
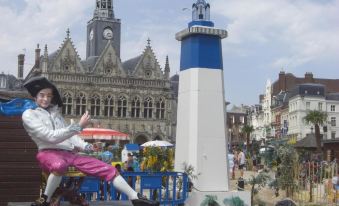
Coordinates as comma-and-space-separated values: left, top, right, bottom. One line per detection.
35, 44, 41, 69
17, 54, 25, 79
279, 71, 286, 92
305, 72, 314, 83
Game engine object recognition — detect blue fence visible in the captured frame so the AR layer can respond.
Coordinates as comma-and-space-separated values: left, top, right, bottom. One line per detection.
62, 171, 189, 206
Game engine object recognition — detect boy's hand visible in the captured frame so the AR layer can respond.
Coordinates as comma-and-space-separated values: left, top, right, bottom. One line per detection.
79, 111, 91, 128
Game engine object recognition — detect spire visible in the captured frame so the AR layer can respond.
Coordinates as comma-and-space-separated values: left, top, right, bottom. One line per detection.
44, 44, 48, 58
34, 44, 41, 69
66, 28, 70, 39
164, 55, 170, 79
42, 44, 48, 73
94, 0, 114, 19
147, 38, 151, 47
17, 54, 25, 80
192, 0, 210, 21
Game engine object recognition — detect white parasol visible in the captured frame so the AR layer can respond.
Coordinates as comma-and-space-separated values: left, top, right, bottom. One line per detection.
141, 140, 173, 147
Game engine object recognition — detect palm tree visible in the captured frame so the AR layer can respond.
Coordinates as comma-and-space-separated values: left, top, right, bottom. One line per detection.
303, 110, 327, 153
247, 171, 271, 206
241, 125, 254, 151
200, 195, 220, 206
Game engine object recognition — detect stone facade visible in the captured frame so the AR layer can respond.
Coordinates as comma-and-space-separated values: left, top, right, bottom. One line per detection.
227, 105, 248, 145
24, 0, 176, 144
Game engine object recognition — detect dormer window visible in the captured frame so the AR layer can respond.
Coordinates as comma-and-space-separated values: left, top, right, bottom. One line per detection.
145, 70, 152, 78
105, 69, 112, 74
64, 65, 69, 71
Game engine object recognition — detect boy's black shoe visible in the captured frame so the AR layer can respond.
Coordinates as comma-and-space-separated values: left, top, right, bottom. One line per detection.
31, 194, 49, 206
131, 193, 160, 206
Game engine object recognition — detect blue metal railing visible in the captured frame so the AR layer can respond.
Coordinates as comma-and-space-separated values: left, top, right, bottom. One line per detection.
62, 171, 188, 206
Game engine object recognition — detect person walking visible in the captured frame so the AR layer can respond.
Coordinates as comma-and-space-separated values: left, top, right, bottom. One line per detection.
232, 150, 238, 180
238, 148, 246, 178
22, 76, 158, 206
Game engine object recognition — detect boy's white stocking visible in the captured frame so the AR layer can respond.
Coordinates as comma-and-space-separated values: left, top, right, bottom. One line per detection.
112, 175, 138, 200
44, 173, 62, 202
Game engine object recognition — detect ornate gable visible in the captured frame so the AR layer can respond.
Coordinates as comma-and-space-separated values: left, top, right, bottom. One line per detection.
49, 30, 85, 74
133, 39, 165, 80
92, 41, 126, 77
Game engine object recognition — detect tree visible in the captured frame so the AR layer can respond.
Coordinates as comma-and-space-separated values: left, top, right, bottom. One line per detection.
304, 110, 327, 152
200, 195, 220, 206
223, 196, 248, 206
276, 144, 299, 198
247, 171, 271, 206
241, 125, 254, 151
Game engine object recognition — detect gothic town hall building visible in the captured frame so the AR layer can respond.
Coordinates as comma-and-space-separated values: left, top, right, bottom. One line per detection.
24, 0, 176, 144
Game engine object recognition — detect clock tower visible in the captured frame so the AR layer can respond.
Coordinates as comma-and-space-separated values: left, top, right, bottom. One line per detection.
86, 0, 121, 59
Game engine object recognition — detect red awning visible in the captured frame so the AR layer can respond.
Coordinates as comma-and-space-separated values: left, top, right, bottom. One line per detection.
79, 128, 129, 141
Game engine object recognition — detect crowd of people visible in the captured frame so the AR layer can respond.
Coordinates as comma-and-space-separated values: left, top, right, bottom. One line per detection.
229, 147, 260, 179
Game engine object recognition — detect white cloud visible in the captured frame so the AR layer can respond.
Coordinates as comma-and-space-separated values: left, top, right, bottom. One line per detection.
0, 0, 338, 105
0, 0, 92, 75
213, 0, 339, 70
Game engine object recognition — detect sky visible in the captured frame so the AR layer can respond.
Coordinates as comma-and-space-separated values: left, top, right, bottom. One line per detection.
0, 0, 338, 106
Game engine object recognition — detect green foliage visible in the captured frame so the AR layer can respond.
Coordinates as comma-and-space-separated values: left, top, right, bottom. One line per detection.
223, 196, 248, 206
304, 110, 328, 152
276, 144, 299, 197
182, 162, 200, 181
140, 147, 174, 172
247, 171, 271, 205
177, 162, 200, 193
304, 110, 327, 125
242, 125, 254, 148
248, 172, 271, 195
251, 139, 260, 155
261, 147, 276, 168
241, 125, 254, 134
200, 195, 220, 206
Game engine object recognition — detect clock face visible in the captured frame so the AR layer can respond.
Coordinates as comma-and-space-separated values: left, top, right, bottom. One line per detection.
103, 28, 113, 40
89, 29, 94, 40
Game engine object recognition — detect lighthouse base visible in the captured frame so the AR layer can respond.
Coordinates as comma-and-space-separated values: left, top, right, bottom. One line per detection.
184, 190, 251, 206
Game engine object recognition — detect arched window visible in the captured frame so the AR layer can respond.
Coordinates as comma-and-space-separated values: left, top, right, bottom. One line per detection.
199, 6, 204, 19
107, 0, 112, 9
90, 94, 100, 116
101, 0, 106, 9
131, 96, 141, 118
118, 96, 127, 118
76, 93, 87, 115
156, 98, 165, 119
144, 97, 153, 119
62, 92, 72, 115
104, 94, 114, 117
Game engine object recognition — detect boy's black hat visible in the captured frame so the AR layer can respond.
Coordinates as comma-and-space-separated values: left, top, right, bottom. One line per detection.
23, 76, 63, 107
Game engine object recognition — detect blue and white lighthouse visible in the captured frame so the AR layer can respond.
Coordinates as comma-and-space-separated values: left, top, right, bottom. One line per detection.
174, 1, 250, 205
175, 0, 228, 189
